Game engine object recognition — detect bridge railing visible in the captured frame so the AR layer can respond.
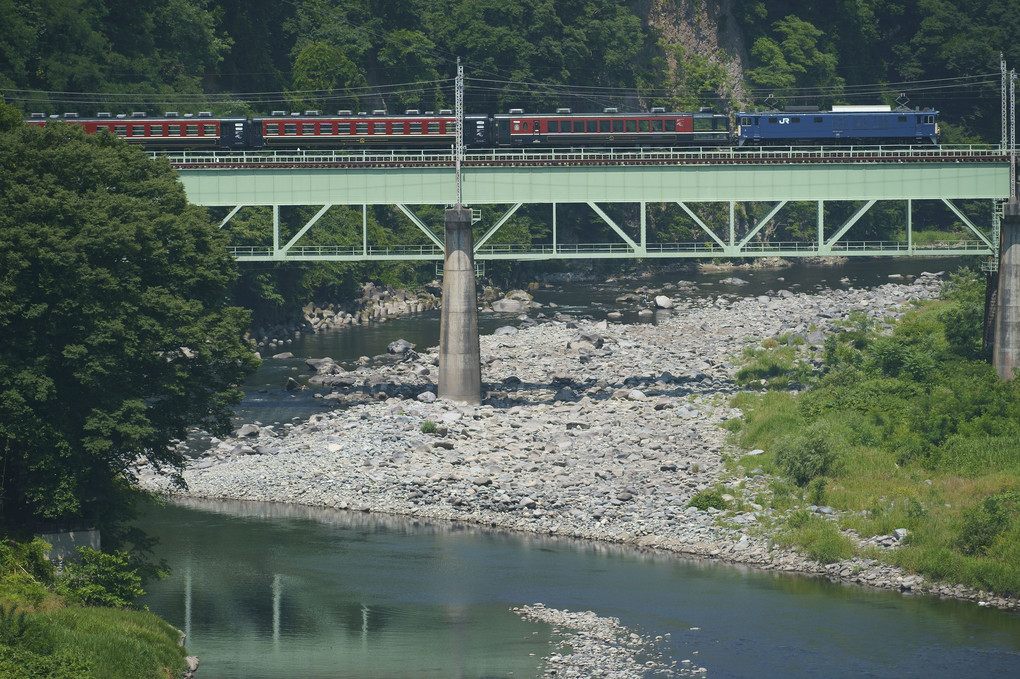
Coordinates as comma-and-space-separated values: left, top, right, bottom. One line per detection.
156, 144, 1005, 168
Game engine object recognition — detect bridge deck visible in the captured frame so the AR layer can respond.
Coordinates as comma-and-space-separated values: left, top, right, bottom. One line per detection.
165, 146, 1012, 262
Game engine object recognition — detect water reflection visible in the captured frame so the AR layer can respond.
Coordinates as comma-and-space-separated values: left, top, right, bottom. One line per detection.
140, 499, 1020, 679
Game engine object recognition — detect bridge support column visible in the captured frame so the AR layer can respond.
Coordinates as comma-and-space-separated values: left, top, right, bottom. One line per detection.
994, 200, 1020, 379
438, 206, 481, 403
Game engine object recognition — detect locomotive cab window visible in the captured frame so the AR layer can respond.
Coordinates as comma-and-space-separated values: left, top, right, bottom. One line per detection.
925, 115, 934, 124
741, 117, 751, 126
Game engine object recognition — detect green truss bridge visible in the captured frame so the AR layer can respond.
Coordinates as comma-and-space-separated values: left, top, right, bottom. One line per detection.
160, 145, 1012, 263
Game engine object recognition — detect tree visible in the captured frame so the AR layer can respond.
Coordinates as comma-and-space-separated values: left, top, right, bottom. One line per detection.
0, 121, 258, 534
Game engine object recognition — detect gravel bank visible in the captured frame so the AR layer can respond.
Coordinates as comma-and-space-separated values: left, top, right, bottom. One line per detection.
139, 273, 1018, 674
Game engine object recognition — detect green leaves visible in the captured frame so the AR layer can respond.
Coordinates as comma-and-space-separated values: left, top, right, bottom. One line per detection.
0, 123, 257, 530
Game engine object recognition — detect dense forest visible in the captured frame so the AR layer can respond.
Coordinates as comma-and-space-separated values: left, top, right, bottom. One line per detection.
2, 0, 1017, 317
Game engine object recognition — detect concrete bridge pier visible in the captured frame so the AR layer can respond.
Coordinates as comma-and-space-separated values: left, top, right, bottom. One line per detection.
438, 205, 482, 403
994, 199, 1020, 379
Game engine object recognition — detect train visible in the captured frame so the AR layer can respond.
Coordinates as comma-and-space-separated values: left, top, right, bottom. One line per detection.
24, 104, 939, 150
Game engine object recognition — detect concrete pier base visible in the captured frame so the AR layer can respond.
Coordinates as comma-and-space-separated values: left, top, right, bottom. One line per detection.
993, 200, 1020, 379
438, 206, 481, 403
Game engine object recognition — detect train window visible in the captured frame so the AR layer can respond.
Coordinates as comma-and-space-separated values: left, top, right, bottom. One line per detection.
651, 120, 663, 132
203, 124, 216, 135
114, 125, 127, 136
266, 123, 279, 135
548, 121, 560, 133
613, 120, 624, 133
373, 122, 386, 134
813, 117, 822, 123
694, 117, 711, 131
768, 117, 778, 124
167, 125, 180, 136
96, 125, 109, 133
186, 125, 198, 135
150, 125, 162, 136
131, 125, 144, 136
916, 115, 922, 123
599, 120, 610, 133
427, 121, 440, 133
318, 123, 332, 134
448, 121, 456, 133
337, 123, 350, 134
740, 117, 751, 126
409, 122, 422, 134
586, 120, 597, 132
638, 120, 649, 132
356, 122, 368, 134
925, 115, 934, 124
284, 123, 297, 135
625, 120, 636, 133
302, 123, 315, 134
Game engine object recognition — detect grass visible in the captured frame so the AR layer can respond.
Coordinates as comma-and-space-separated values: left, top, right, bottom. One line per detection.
0, 538, 188, 679
726, 268, 1020, 596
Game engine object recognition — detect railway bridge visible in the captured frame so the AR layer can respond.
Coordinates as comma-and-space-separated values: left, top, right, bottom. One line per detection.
165, 145, 1008, 262
163, 146, 1018, 393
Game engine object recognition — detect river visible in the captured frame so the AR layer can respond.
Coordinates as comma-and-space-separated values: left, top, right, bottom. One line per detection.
139, 256, 1020, 678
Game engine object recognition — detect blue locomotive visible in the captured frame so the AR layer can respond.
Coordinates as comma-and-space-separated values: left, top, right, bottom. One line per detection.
736, 105, 939, 146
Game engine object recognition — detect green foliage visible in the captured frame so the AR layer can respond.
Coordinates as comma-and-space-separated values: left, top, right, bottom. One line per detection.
730, 267, 1020, 594
420, 420, 438, 434
60, 549, 146, 609
0, 123, 258, 531
779, 510, 856, 563
957, 491, 1020, 556
687, 489, 728, 511
773, 420, 842, 485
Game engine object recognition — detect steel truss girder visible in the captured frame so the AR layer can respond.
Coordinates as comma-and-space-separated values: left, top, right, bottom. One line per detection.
214, 199, 998, 262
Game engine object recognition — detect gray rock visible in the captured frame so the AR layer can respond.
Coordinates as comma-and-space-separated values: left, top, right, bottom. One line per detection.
387, 339, 415, 354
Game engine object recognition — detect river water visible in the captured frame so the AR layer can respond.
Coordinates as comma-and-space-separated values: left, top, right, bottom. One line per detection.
139, 256, 1020, 678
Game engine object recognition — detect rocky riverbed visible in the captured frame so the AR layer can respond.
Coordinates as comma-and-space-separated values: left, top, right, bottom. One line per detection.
140, 272, 1018, 676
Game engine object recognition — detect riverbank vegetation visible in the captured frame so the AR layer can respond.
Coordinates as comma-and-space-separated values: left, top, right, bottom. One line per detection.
0, 538, 187, 679
728, 269, 1020, 595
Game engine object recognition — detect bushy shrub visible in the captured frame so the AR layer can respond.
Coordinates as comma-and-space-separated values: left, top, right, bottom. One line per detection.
420, 419, 437, 434
957, 491, 1020, 556
774, 420, 842, 486
687, 489, 727, 511
60, 549, 145, 609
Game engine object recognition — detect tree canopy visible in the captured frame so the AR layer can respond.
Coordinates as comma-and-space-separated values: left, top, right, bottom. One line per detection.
0, 117, 258, 532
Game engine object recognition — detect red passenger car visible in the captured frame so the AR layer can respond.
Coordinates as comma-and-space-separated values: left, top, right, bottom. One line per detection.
490, 108, 724, 147
25, 112, 248, 149
251, 110, 458, 148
